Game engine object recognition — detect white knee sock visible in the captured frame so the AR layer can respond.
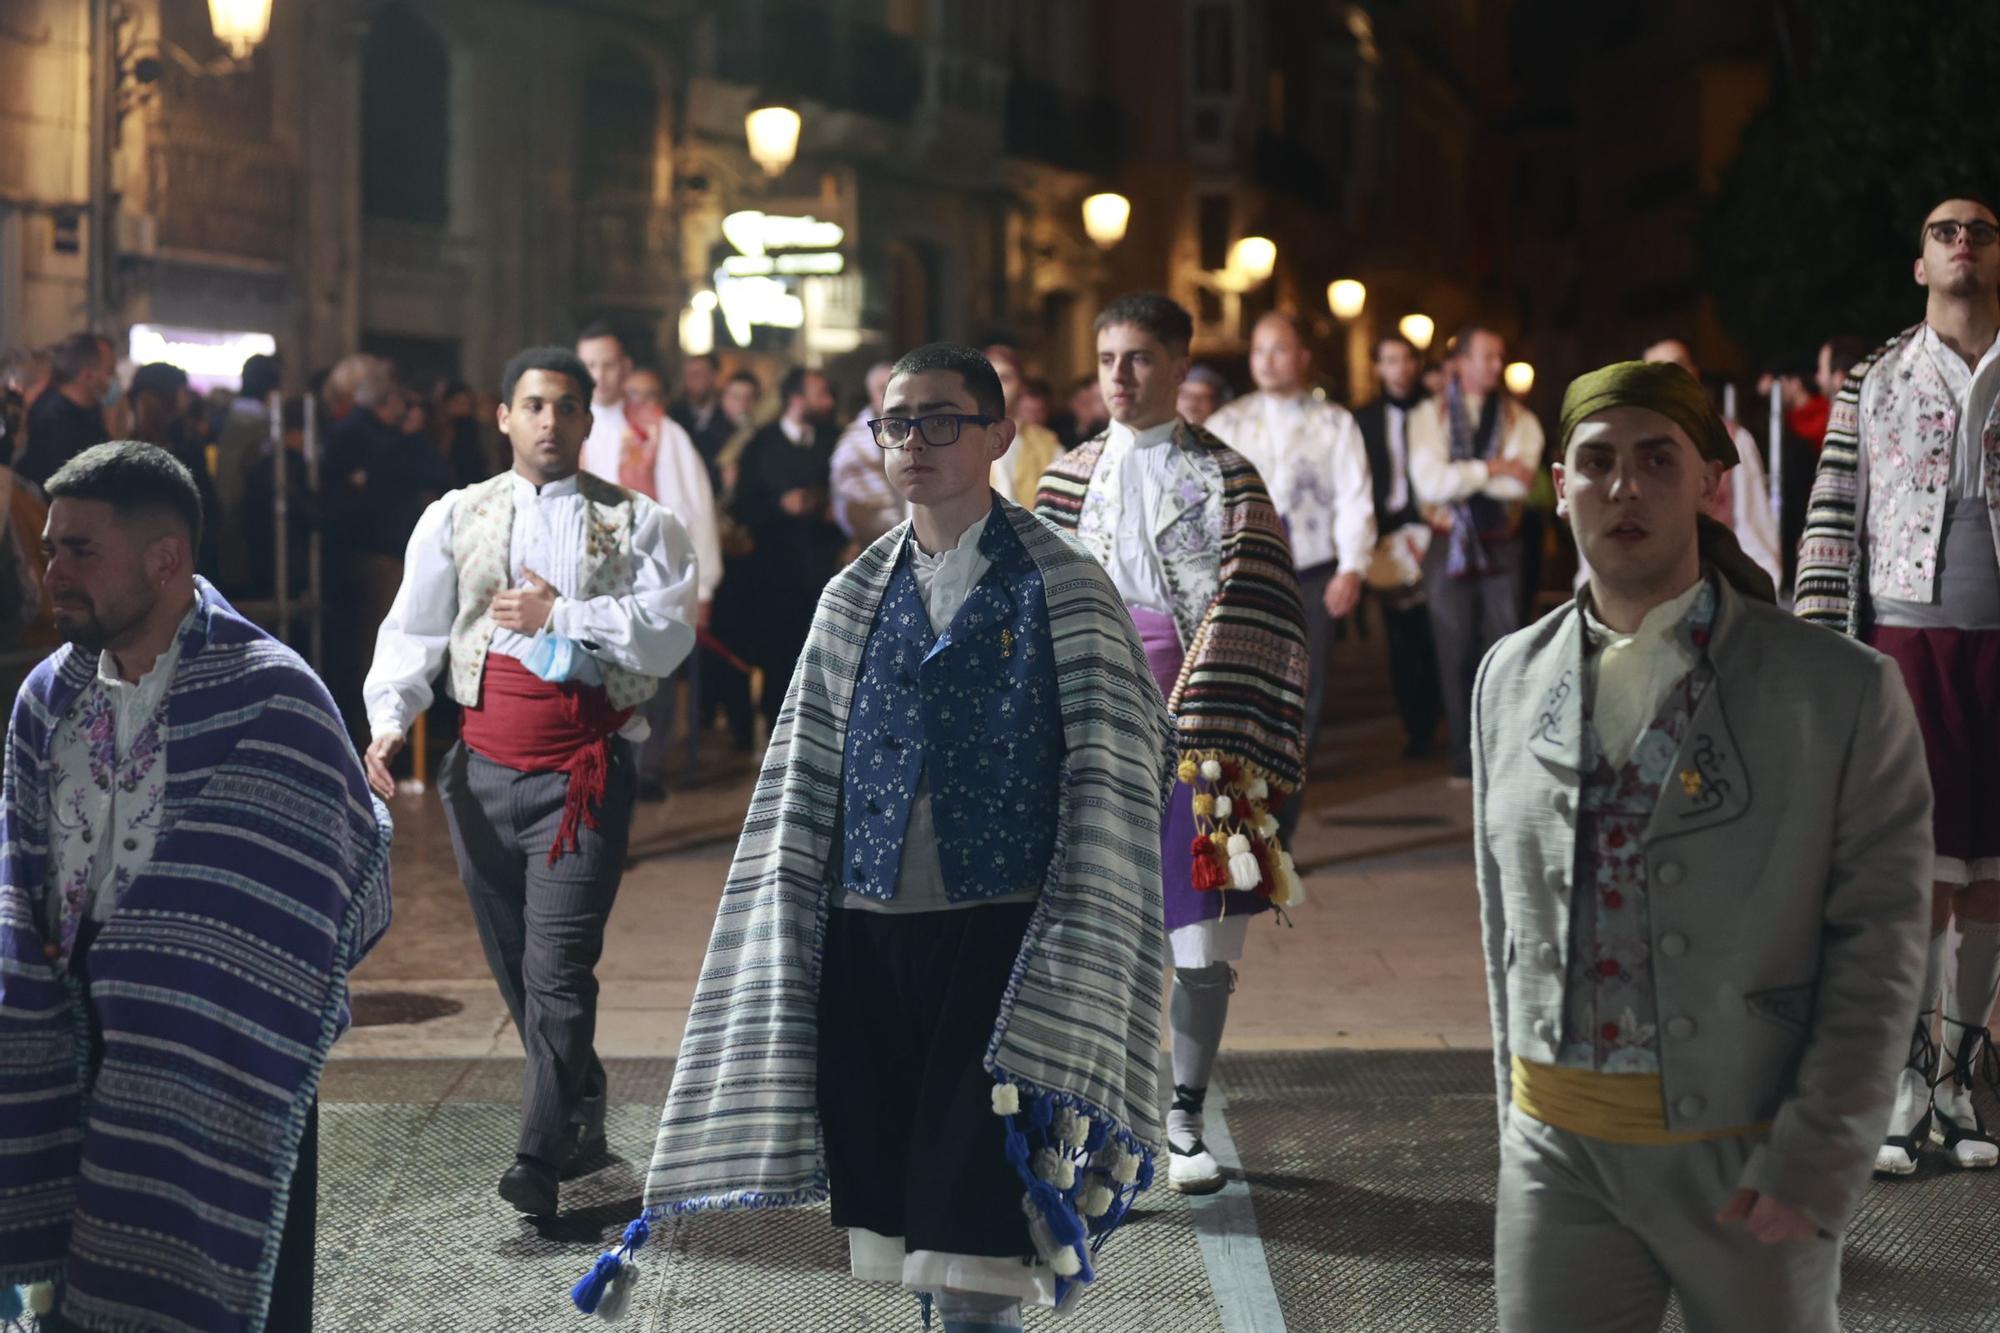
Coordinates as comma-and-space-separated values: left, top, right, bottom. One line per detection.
1887, 929, 1948, 1135
1938, 918, 2000, 1120
1169, 964, 1232, 1149
937, 1288, 1023, 1333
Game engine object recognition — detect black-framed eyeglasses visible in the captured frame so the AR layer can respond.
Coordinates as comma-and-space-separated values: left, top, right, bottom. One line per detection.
867, 413, 997, 449
1927, 219, 2000, 247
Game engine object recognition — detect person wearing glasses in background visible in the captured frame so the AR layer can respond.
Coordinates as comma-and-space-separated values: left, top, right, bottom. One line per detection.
1799, 196, 2000, 1179
601, 344, 1171, 1333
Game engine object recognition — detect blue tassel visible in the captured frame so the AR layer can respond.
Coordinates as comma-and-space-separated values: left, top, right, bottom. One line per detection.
571, 1253, 623, 1314
570, 1216, 655, 1314
0, 1287, 22, 1322
918, 1290, 934, 1330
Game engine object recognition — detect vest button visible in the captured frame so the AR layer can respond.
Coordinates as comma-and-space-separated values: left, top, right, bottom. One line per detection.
1659, 932, 1688, 958
1532, 1019, 1555, 1045
1536, 942, 1559, 972
1676, 1095, 1705, 1118
1655, 861, 1684, 888
1666, 1016, 1696, 1039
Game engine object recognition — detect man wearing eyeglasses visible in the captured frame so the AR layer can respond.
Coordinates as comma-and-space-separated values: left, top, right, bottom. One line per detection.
615, 343, 1172, 1332
1800, 196, 2000, 1178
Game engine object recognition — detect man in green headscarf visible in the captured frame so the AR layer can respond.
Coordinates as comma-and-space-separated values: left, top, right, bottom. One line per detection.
1471, 360, 1933, 1330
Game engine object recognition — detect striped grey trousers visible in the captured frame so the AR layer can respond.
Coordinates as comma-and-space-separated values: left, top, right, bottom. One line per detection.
436, 739, 636, 1161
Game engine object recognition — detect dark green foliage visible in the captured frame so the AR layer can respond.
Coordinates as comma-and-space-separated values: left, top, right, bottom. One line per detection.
1701, 0, 2000, 363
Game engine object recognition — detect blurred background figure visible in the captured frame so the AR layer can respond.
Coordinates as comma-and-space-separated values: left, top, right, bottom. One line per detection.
1054, 373, 1109, 447
1177, 363, 1231, 428
830, 361, 905, 550
984, 343, 1061, 505
214, 353, 283, 593
669, 352, 731, 488
433, 379, 495, 487
125, 362, 222, 581
1640, 338, 1782, 591
17, 331, 114, 488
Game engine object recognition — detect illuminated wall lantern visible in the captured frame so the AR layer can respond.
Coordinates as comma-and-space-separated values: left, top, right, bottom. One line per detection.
1504, 361, 1536, 396
1326, 279, 1366, 320
207, 0, 274, 59
745, 103, 802, 177
1082, 192, 1131, 249
1228, 235, 1277, 286
1398, 313, 1435, 352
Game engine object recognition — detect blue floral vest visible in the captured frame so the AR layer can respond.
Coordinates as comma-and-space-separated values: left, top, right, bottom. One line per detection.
838, 513, 1064, 902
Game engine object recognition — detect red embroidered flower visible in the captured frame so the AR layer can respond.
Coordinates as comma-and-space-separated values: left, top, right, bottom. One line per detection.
1604, 890, 1624, 910
1601, 1022, 1620, 1041
1597, 958, 1619, 977
1691, 628, 1710, 648
1608, 828, 1627, 849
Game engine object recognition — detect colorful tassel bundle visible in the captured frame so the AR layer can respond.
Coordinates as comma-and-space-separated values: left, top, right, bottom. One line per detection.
570, 1217, 653, 1318
1179, 749, 1295, 904
993, 1078, 1153, 1308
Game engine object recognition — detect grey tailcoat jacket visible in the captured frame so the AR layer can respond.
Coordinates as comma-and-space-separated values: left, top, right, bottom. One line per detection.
1472, 573, 1933, 1234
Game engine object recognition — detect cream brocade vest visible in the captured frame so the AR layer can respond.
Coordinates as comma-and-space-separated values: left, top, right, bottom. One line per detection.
445, 470, 658, 712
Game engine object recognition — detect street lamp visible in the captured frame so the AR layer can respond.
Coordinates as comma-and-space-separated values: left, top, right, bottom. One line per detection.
1326, 279, 1366, 320
1228, 236, 1277, 286
1082, 192, 1131, 249
745, 102, 802, 177
206, 0, 274, 60
1398, 313, 1435, 352
1504, 361, 1535, 396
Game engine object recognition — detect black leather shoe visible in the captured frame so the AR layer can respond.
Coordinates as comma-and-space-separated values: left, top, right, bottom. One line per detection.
498, 1156, 558, 1216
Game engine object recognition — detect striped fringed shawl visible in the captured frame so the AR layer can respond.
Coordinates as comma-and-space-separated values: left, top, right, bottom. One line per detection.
615, 500, 1174, 1306
1796, 326, 1904, 635
1037, 426, 1310, 906
0, 580, 393, 1333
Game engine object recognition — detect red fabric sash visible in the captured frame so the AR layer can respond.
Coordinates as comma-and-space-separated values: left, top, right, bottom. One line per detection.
460, 653, 633, 863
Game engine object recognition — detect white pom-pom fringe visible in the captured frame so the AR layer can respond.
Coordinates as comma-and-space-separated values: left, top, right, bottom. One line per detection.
1066, 1114, 1091, 1149
1200, 759, 1223, 781
992, 1083, 1020, 1116
1213, 795, 1233, 820
1053, 1246, 1082, 1277
1229, 852, 1262, 889
1247, 777, 1269, 800
1113, 1152, 1140, 1184
1083, 1184, 1115, 1217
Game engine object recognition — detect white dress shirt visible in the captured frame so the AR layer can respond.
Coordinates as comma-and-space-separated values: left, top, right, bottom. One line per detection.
1407, 394, 1546, 505
364, 471, 698, 742
582, 397, 628, 473
1101, 418, 1181, 615
1385, 402, 1413, 513
1723, 421, 1783, 591
1582, 579, 1705, 769
1205, 391, 1376, 574
581, 412, 722, 605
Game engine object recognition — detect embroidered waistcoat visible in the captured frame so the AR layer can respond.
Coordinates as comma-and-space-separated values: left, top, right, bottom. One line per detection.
838, 516, 1063, 902
1857, 329, 2000, 605
1559, 588, 1718, 1074
445, 470, 656, 711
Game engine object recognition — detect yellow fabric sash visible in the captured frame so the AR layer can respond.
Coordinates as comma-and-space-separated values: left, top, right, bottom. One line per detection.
1511, 1056, 1769, 1145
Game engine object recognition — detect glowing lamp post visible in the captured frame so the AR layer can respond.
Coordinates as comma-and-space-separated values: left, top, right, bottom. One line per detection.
1504, 361, 1536, 396
207, 0, 273, 59
745, 103, 802, 177
1398, 313, 1435, 352
1326, 279, 1366, 320
1227, 235, 1277, 287
1081, 193, 1132, 250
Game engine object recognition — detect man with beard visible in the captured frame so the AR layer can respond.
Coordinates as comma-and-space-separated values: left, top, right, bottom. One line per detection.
0, 441, 391, 1331
1479, 362, 1929, 1331
729, 366, 843, 729
1799, 195, 2000, 1178
1037, 293, 1309, 1196
364, 346, 697, 1217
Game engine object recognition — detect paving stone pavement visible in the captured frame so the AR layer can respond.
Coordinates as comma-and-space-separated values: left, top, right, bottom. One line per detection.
307, 1052, 2000, 1332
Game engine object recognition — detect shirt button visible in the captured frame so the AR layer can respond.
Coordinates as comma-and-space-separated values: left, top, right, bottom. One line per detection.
122, 837, 138, 851
1533, 1019, 1555, 1044
1677, 1095, 1706, 1118
1655, 861, 1684, 888
1537, 942, 1559, 971
1659, 932, 1688, 958
1550, 789, 1572, 816
1666, 1016, 1696, 1039
1544, 866, 1566, 892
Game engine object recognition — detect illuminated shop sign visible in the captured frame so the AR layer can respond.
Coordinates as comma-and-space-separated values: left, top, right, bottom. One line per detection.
712, 210, 846, 345
128, 324, 278, 392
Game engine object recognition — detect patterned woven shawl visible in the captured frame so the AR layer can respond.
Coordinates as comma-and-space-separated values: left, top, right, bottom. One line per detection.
1036, 428, 1309, 908
591, 500, 1173, 1310
0, 579, 393, 1333
1796, 326, 1908, 635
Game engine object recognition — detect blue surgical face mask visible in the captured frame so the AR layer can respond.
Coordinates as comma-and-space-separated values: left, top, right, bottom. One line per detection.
523, 631, 581, 684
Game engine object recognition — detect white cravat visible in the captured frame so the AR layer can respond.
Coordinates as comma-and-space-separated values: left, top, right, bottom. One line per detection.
1104, 418, 1179, 614
1582, 580, 1705, 769
909, 510, 993, 635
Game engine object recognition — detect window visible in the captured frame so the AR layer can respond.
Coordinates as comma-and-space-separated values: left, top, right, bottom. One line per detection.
362, 2, 450, 225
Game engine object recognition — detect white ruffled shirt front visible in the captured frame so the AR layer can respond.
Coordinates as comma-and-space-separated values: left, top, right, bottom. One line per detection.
1581, 579, 1705, 769
1101, 418, 1180, 615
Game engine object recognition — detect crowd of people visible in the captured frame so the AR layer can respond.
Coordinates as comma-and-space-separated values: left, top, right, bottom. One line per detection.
1, 194, 1994, 1333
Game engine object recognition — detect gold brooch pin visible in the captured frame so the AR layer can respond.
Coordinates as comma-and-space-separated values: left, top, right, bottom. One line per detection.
999, 629, 1015, 657
1679, 769, 1703, 797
